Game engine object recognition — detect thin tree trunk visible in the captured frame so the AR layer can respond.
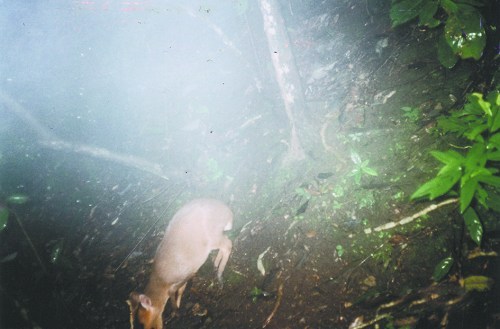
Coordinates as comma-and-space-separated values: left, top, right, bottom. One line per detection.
259, 0, 306, 163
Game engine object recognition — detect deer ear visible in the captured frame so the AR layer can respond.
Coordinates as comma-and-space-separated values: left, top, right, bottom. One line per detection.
138, 294, 153, 310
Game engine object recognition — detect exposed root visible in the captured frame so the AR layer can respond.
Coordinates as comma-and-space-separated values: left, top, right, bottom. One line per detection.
262, 281, 284, 328
1, 89, 168, 180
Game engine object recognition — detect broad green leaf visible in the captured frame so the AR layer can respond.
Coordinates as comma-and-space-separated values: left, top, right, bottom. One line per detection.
470, 167, 493, 178
464, 94, 486, 115
0, 207, 8, 232
486, 151, 500, 161
437, 163, 462, 176
433, 256, 454, 281
444, 8, 486, 60
487, 167, 499, 174
437, 117, 464, 133
390, 0, 424, 27
437, 34, 459, 68
462, 275, 493, 293
486, 90, 500, 106
419, 1, 440, 27
455, 0, 484, 6
464, 143, 487, 171
431, 150, 464, 165
362, 166, 378, 176
463, 207, 483, 246
464, 124, 488, 141
488, 133, 500, 149
411, 170, 461, 200
441, 0, 459, 14
476, 174, 500, 187
460, 176, 478, 212
470, 93, 492, 116
474, 185, 488, 208
486, 192, 500, 212
491, 109, 500, 133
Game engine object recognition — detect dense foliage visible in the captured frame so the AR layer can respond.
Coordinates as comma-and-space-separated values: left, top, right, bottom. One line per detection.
411, 91, 500, 246
390, 0, 487, 68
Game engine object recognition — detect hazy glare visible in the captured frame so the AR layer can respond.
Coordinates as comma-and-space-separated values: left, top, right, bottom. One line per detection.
1, 1, 254, 177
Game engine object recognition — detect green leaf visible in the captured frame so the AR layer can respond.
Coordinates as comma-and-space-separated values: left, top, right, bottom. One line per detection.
362, 166, 378, 176
455, 0, 484, 7
488, 133, 500, 149
463, 207, 483, 246
441, 0, 459, 14
431, 150, 464, 165
411, 169, 461, 200
486, 151, 500, 161
0, 207, 8, 232
486, 191, 500, 212
437, 163, 461, 176
464, 93, 487, 115
462, 275, 493, 293
437, 34, 459, 68
474, 185, 488, 208
390, 0, 424, 27
476, 173, 500, 187
464, 124, 488, 141
433, 256, 454, 281
419, 0, 440, 27
464, 143, 487, 171
486, 90, 500, 106
460, 176, 478, 212
469, 93, 492, 116
444, 8, 486, 60
491, 108, 500, 133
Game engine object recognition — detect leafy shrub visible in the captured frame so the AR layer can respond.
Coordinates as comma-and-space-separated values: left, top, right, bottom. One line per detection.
390, 0, 487, 68
411, 91, 500, 245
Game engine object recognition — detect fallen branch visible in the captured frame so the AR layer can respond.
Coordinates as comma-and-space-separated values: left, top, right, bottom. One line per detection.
1, 89, 168, 180
364, 198, 459, 234
40, 139, 168, 180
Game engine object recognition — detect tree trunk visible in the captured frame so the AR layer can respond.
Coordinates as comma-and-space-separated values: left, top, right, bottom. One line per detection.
259, 0, 306, 164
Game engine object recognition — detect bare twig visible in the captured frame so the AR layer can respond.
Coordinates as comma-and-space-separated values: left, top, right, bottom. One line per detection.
364, 198, 459, 234
349, 313, 391, 329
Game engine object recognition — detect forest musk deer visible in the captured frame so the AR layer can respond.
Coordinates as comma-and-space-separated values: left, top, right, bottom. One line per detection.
127, 198, 233, 329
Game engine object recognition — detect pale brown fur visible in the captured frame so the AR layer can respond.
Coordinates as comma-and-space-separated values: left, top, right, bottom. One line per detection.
128, 198, 233, 329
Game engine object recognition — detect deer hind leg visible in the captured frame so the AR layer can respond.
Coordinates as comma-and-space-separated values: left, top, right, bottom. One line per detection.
168, 281, 188, 311
213, 235, 232, 284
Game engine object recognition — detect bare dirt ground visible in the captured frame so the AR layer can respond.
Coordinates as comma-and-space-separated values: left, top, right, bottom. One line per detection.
1, 1, 499, 329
